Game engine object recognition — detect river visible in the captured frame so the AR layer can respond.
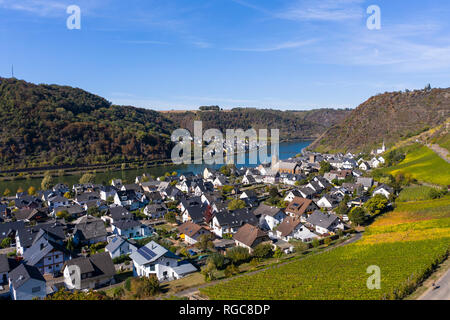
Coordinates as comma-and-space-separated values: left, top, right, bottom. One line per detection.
0, 140, 311, 194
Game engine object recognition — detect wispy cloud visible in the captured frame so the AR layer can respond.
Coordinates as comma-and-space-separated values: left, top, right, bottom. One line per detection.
226, 39, 317, 52
276, 0, 365, 22
0, 0, 67, 16
120, 40, 170, 45
322, 23, 450, 72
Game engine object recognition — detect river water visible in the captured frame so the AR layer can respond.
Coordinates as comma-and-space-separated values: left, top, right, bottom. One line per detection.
0, 140, 311, 194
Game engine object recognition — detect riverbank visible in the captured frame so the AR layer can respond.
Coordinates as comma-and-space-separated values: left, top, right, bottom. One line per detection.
0, 140, 312, 194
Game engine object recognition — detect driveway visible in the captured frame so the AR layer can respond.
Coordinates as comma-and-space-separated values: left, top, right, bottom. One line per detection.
419, 268, 450, 300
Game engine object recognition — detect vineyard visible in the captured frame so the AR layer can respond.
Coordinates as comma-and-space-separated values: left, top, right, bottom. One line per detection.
200, 195, 450, 300
380, 144, 450, 186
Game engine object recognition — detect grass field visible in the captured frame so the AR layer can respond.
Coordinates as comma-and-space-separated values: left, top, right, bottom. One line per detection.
381, 144, 450, 186
397, 186, 443, 202
200, 196, 450, 300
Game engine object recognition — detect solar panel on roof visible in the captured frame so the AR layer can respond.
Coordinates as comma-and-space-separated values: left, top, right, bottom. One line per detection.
139, 246, 156, 260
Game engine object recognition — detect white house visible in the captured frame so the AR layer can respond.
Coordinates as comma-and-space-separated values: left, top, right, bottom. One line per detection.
242, 175, 256, 185
284, 190, 302, 203
63, 252, 115, 290
359, 161, 370, 171
316, 195, 339, 210
143, 203, 167, 219
373, 184, 394, 198
47, 195, 69, 210
306, 211, 344, 235
100, 187, 117, 201
111, 220, 153, 239
8, 264, 47, 300
105, 236, 137, 259
253, 204, 286, 231
272, 216, 318, 242
370, 156, 385, 169
130, 241, 197, 281
213, 176, 228, 188
203, 168, 216, 180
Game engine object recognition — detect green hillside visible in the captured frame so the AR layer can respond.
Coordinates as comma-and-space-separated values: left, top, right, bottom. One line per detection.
0, 78, 175, 170
380, 143, 450, 186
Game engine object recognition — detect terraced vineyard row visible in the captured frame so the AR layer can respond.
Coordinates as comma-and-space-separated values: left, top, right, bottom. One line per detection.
201, 195, 450, 300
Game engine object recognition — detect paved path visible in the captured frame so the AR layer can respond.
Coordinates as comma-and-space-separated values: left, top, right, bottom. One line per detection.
419, 267, 450, 300
173, 232, 363, 299
427, 144, 450, 163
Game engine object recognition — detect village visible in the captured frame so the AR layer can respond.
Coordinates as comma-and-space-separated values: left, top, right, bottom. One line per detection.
0, 146, 394, 300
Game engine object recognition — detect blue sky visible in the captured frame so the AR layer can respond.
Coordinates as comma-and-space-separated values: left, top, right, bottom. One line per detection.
1, 0, 449, 110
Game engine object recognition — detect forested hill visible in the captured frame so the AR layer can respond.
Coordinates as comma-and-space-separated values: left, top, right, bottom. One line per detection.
163, 108, 351, 141
0, 77, 174, 170
308, 88, 450, 154
0, 77, 350, 171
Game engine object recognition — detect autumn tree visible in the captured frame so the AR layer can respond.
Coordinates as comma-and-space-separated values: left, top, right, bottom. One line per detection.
28, 186, 36, 195
41, 172, 53, 190
79, 173, 95, 184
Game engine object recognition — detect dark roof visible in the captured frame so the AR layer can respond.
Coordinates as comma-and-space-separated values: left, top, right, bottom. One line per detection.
76, 192, 100, 203
253, 203, 284, 218
113, 219, 142, 230
145, 203, 167, 213
0, 254, 9, 273
122, 184, 142, 192
145, 192, 162, 201
214, 208, 258, 228
306, 211, 340, 230
300, 187, 315, 196
64, 252, 115, 280
242, 190, 257, 199
15, 207, 49, 221
181, 196, 202, 207
9, 264, 46, 290
0, 221, 25, 241
48, 195, 68, 203
74, 216, 107, 241
374, 184, 394, 193
17, 222, 66, 249
23, 232, 69, 266
185, 206, 206, 223
108, 206, 133, 221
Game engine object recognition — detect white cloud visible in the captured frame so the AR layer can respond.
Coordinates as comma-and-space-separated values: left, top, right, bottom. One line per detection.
0, 0, 67, 16
276, 0, 365, 22
227, 39, 317, 52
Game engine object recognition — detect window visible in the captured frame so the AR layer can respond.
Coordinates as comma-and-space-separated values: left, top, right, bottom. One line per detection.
166, 262, 170, 266
32, 286, 41, 293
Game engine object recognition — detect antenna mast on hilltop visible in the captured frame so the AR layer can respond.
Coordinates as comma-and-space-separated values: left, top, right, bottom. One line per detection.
11, 64, 14, 78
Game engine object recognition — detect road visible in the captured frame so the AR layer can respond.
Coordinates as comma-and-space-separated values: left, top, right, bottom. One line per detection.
427, 144, 450, 164
419, 268, 450, 300
172, 231, 363, 299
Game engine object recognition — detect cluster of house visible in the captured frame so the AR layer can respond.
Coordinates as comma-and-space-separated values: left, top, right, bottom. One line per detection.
0, 150, 394, 300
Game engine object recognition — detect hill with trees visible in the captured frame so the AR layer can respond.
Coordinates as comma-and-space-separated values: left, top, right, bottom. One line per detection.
164, 108, 351, 142
308, 87, 450, 153
0, 77, 174, 170
0, 77, 350, 171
